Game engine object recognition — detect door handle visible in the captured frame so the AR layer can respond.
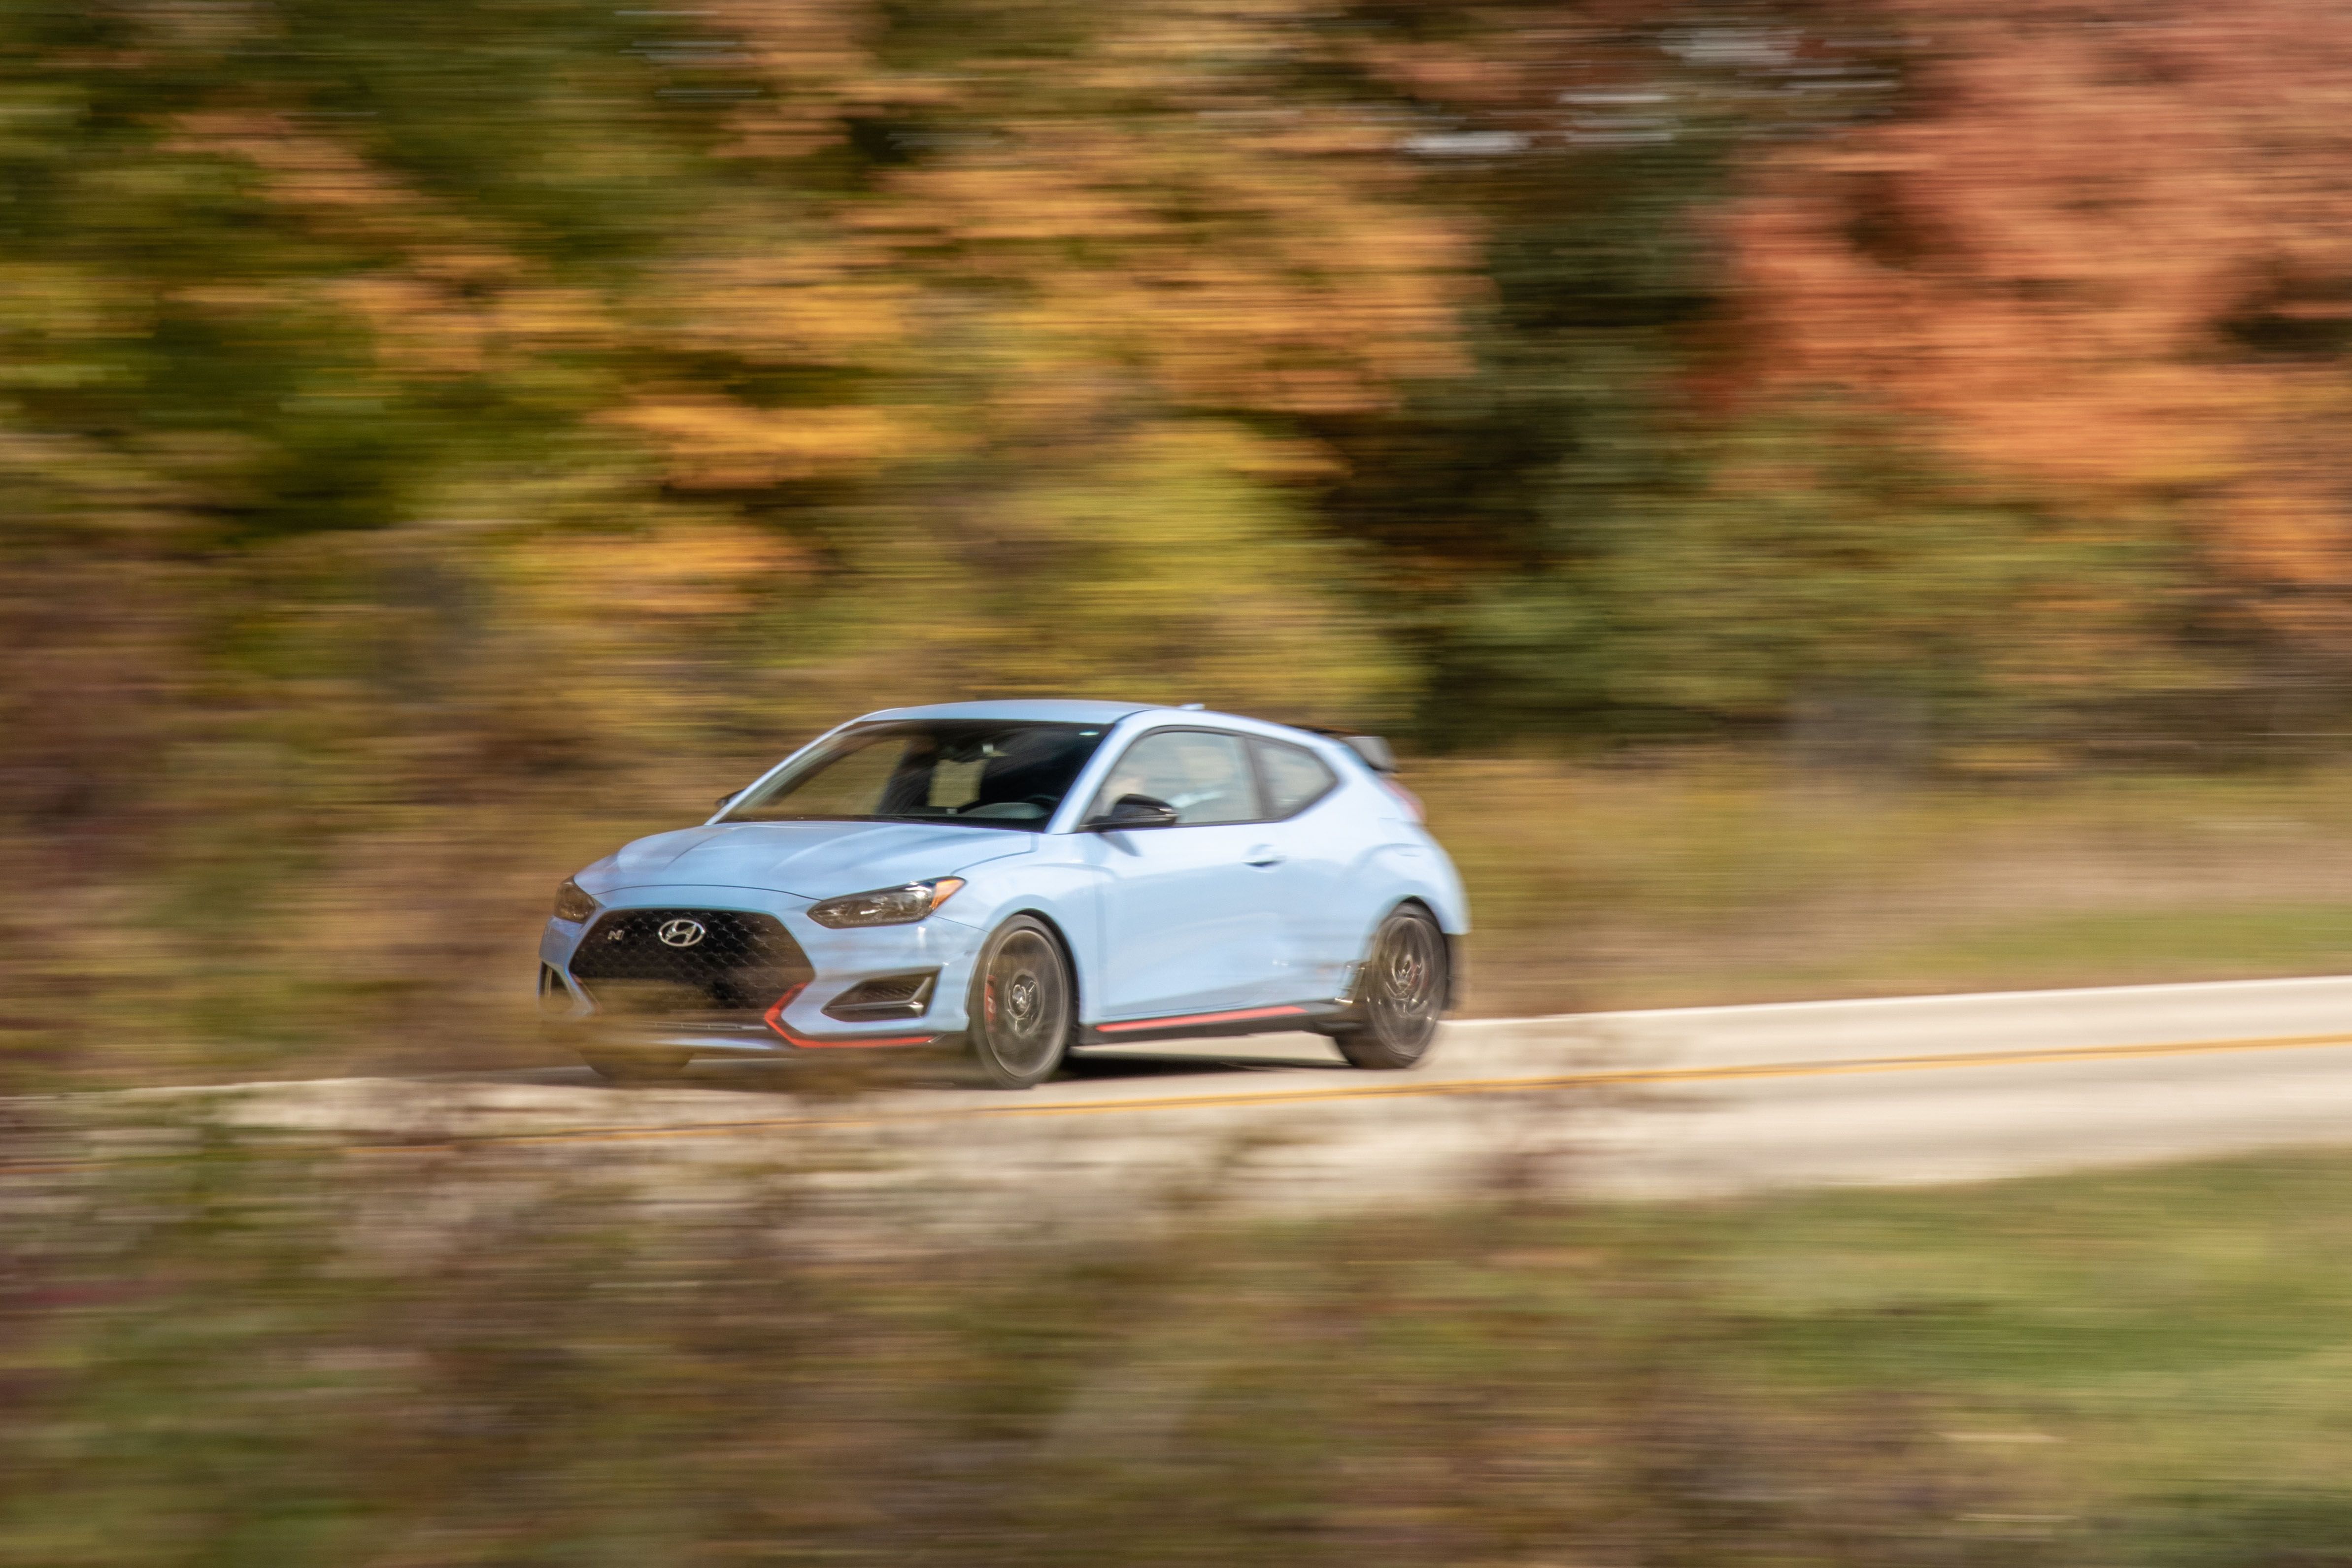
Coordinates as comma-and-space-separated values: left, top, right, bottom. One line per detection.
1245, 846, 1284, 867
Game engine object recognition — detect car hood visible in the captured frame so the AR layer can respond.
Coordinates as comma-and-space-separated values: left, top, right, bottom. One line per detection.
582, 819, 1035, 901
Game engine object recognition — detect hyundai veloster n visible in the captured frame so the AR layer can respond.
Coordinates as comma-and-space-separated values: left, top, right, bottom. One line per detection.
538, 700, 1468, 1088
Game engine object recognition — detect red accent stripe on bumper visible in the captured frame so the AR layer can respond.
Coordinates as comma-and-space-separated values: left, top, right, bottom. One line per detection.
764, 985, 936, 1049
1095, 1004, 1309, 1035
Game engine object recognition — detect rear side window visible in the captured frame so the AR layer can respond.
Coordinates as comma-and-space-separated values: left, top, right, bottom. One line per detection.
1090, 730, 1262, 825
1253, 739, 1339, 819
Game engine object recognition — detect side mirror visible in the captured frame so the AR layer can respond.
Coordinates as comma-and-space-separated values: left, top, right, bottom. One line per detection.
714, 788, 743, 811
1083, 793, 1181, 831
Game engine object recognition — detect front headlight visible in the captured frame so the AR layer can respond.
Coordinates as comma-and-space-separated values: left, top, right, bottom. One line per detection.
553, 877, 600, 923
806, 877, 966, 929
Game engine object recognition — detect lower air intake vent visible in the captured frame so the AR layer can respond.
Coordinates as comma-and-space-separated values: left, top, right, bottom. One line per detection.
567, 909, 814, 1017
823, 970, 939, 1021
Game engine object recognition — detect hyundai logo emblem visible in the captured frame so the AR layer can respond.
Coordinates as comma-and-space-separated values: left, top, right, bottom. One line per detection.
657, 917, 707, 948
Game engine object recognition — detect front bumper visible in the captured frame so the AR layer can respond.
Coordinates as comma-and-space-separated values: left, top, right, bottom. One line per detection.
537, 882, 986, 1056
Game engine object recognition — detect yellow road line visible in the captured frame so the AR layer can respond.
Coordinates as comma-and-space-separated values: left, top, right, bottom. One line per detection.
11, 1028, 2352, 1173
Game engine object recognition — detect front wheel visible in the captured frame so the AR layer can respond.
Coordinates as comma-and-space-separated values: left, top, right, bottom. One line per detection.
1334, 906, 1447, 1070
965, 915, 1073, 1089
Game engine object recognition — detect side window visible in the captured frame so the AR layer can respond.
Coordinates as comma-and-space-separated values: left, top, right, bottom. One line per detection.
1090, 730, 1262, 826
1254, 739, 1338, 819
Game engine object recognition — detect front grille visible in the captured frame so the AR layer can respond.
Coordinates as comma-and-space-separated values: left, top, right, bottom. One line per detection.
567, 908, 814, 1017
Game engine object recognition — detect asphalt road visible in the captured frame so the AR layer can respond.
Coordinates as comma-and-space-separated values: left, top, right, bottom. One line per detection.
30, 974, 2352, 1236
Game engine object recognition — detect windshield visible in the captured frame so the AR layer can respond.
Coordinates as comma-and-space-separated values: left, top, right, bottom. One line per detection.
721, 720, 1111, 831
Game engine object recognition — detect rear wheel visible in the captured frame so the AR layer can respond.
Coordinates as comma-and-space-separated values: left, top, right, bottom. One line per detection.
965, 915, 1073, 1089
1334, 906, 1447, 1070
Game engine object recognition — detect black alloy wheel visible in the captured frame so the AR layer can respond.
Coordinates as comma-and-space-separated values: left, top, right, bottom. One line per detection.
1335, 905, 1447, 1070
967, 915, 1073, 1089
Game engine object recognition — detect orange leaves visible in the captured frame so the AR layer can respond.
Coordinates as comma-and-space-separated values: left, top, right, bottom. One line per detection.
41, 0, 1475, 720
1730, 0, 2352, 625
866, 109, 1473, 417
700, 0, 880, 159
611, 397, 915, 489
646, 250, 915, 367
885, 153, 1166, 246
292, 2, 1470, 480
508, 522, 808, 621
165, 110, 588, 389
169, 111, 417, 216
326, 277, 490, 377
609, 0, 1476, 492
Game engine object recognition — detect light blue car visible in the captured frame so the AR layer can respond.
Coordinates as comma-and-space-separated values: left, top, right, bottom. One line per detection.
538, 700, 1468, 1087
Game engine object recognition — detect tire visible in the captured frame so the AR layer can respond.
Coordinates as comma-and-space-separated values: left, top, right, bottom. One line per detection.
1334, 905, 1447, 1070
965, 915, 1073, 1089
583, 1051, 690, 1083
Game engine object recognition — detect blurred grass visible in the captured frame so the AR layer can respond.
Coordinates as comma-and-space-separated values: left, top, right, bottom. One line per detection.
1861, 904, 2352, 992
1423, 758, 2352, 1015
12, 1125, 2352, 1564
1701, 1153, 2352, 1551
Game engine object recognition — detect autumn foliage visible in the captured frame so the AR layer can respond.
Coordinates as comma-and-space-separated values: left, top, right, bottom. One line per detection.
11, 0, 2352, 1079
1732, 0, 2352, 647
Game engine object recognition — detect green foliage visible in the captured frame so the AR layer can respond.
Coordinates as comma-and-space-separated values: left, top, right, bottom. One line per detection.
1599, 409, 2202, 738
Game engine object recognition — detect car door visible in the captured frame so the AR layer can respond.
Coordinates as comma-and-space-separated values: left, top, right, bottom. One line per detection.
1082, 727, 1286, 1018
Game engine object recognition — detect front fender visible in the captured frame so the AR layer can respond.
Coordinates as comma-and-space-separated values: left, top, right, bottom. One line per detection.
931, 852, 1108, 1026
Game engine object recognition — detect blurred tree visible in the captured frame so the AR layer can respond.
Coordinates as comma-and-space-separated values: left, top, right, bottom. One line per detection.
1304, 0, 2013, 748
1731, 0, 2352, 698
1599, 407, 2200, 752
1, 0, 1485, 802
610, 0, 1480, 720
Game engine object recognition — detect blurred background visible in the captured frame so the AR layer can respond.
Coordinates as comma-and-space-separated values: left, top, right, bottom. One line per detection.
22, 5, 2352, 1563
11, 0, 2352, 1085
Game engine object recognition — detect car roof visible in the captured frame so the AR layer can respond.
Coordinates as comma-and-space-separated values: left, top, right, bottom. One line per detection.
853, 700, 1349, 752
856, 699, 1158, 725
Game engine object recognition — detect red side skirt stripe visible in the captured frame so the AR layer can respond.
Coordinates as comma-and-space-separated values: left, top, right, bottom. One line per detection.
1094, 1004, 1310, 1035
